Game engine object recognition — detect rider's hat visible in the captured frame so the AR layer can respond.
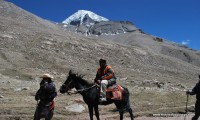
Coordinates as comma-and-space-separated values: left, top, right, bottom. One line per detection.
99, 59, 106, 63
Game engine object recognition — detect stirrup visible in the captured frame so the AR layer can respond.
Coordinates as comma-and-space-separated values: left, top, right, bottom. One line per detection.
99, 96, 107, 102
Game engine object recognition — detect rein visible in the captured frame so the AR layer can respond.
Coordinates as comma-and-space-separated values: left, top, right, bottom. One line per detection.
75, 84, 97, 93
66, 84, 97, 94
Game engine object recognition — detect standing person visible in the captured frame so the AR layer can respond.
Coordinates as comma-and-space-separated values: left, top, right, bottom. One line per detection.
186, 75, 200, 120
94, 59, 117, 102
34, 73, 57, 120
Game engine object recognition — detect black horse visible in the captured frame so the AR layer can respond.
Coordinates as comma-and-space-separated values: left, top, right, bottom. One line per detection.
34, 100, 54, 120
60, 70, 134, 120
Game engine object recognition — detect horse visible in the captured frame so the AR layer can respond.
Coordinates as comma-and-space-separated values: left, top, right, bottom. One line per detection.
33, 100, 55, 120
60, 70, 134, 120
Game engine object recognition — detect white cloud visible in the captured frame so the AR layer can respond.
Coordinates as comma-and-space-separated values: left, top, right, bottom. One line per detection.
181, 40, 190, 45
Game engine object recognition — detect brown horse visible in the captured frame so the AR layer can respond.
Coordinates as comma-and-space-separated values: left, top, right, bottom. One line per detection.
60, 70, 134, 120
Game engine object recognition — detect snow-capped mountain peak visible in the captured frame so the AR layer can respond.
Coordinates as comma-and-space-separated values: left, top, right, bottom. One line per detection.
62, 10, 109, 25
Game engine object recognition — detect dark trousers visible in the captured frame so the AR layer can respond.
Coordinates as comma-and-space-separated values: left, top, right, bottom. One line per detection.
192, 100, 200, 120
34, 101, 54, 120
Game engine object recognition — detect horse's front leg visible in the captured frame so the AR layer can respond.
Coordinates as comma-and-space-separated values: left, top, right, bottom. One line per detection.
94, 105, 100, 120
119, 111, 124, 120
88, 105, 94, 120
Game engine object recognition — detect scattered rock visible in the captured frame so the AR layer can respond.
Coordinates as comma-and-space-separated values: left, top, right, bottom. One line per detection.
14, 88, 22, 92
176, 83, 186, 89
22, 87, 30, 90
153, 37, 163, 42
42, 41, 53, 45
120, 77, 128, 81
0, 95, 4, 98
130, 80, 135, 83
2, 34, 13, 39
155, 82, 165, 88
15, 76, 19, 79
65, 103, 85, 113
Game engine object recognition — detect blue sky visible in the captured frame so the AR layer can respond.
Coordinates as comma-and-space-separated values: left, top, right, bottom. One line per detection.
6, 0, 200, 51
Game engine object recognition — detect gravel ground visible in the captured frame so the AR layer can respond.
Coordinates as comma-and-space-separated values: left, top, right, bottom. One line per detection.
136, 114, 193, 120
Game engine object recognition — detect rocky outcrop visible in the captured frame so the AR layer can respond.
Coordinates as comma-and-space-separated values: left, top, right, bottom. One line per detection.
89, 21, 138, 35
161, 45, 200, 67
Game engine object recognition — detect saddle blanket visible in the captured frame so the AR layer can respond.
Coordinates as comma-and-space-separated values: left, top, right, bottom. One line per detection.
106, 84, 124, 100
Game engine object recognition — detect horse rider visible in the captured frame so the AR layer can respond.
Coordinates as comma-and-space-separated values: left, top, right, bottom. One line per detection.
34, 73, 57, 120
94, 59, 117, 102
186, 75, 200, 120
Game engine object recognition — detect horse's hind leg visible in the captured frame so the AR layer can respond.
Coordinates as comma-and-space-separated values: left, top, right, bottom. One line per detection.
88, 105, 94, 120
94, 105, 100, 120
128, 108, 134, 120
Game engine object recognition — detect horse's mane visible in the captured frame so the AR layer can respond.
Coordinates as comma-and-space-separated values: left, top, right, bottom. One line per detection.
70, 71, 93, 86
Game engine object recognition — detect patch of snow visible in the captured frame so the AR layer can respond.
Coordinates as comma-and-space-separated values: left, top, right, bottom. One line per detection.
62, 10, 109, 25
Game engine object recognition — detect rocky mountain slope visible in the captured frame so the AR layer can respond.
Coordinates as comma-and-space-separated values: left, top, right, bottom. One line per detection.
1, 0, 200, 84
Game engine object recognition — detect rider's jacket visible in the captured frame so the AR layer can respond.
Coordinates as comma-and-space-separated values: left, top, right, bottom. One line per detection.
95, 65, 116, 86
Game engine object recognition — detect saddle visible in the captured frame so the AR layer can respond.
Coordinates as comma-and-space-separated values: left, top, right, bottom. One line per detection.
106, 84, 124, 100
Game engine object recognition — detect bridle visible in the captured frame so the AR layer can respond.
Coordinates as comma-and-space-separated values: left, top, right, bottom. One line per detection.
62, 80, 73, 94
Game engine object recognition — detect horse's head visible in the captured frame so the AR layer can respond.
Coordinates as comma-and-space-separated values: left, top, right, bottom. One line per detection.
60, 70, 76, 94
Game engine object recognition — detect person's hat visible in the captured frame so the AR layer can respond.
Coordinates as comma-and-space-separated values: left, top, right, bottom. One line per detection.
40, 73, 54, 79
